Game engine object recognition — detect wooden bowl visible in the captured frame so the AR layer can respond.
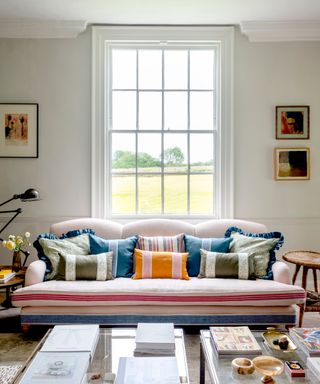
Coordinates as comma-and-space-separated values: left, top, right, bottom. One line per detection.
252, 355, 284, 383
231, 357, 255, 375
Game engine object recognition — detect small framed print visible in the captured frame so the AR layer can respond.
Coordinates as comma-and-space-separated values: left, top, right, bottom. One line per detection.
0, 103, 38, 158
276, 106, 309, 139
274, 148, 310, 180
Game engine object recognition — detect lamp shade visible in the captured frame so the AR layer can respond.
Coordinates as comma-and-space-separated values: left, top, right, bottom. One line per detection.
18, 188, 40, 201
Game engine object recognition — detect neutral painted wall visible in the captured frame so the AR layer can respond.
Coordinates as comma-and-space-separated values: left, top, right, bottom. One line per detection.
0, 27, 319, 288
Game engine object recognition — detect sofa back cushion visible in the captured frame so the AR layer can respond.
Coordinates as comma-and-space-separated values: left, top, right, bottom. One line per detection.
133, 249, 189, 280
57, 251, 113, 281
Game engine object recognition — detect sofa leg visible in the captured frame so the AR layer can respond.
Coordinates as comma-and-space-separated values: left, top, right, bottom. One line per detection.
21, 324, 31, 333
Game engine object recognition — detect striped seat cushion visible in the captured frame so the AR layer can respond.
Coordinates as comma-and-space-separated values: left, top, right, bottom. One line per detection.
12, 278, 306, 308
132, 249, 189, 280
137, 234, 185, 252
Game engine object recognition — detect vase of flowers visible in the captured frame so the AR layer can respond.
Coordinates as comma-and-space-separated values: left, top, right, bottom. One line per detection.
2, 232, 31, 272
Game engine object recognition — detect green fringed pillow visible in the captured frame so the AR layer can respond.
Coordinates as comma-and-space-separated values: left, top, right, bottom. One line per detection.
198, 249, 255, 280
57, 251, 113, 281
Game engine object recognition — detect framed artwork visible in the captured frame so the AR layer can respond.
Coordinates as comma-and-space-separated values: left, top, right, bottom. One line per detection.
0, 103, 38, 158
275, 105, 309, 139
274, 148, 310, 180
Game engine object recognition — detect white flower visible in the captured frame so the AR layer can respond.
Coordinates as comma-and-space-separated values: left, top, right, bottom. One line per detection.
25, 232, 31, 238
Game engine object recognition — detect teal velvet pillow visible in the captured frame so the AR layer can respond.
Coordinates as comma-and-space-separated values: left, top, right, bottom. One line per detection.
198, 249, 255, 279
89, 234, 138, 277
184, 235, 232, 277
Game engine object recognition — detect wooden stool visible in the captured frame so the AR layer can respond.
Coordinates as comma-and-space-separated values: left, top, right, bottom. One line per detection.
282, 250, 320, 327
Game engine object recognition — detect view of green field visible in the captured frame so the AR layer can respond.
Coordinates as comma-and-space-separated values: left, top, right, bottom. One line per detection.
112, 173, 214, 215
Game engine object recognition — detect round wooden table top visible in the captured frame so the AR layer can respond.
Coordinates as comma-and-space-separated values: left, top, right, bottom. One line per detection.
282, 250, 320, 268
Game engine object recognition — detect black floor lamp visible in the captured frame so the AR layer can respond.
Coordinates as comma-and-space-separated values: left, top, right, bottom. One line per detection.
0, 188, 40, 266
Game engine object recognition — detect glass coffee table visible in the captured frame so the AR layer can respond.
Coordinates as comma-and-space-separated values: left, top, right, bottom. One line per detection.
200, 330, 317, 384
15, 327, 189, 384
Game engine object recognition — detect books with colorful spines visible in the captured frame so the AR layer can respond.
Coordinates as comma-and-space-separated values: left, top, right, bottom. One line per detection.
289, 328, 320, 357
209, 326, 262, 355
0, 269, 15, 283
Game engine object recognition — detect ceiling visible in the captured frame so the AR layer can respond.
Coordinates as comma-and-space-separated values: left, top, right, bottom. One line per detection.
1, 0, 320, 40
1, 0, 320, 25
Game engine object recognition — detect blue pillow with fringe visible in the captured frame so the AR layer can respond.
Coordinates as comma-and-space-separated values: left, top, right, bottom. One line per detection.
224, 226, 284, 280
33, 228, 95, 279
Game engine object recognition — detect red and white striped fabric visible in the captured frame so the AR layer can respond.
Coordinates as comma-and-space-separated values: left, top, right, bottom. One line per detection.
137, 234, 185, 252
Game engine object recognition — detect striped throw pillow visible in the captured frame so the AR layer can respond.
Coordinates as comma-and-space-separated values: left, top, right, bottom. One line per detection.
132, 249, 189, 280
198, 249, 255, 280
137, 234, 185, 252
57, 251, 113, 281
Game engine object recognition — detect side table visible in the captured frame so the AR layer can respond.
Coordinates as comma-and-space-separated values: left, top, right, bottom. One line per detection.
0, 267, 26, 309
282, 250, 320, 327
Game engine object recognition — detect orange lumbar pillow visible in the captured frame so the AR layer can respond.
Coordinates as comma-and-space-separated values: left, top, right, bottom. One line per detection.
132, 249, 190, 280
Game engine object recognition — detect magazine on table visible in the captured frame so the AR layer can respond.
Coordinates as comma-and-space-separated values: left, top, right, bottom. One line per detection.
307, 356, 320, 377
209, 326, 262, 355
19, 351, 90, 384
0, 269, 15, 283
289, 328, 320, 357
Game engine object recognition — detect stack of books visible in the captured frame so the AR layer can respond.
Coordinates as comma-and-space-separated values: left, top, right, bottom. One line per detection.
134, 323, 176, 356
289, 327, 320, 357
19, 324, 99, 384
0, 269, 15, 283
209, 326, 262, 356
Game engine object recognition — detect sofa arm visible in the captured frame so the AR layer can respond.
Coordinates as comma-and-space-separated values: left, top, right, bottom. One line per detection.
272, 261, 291, 285
25, 260, 46, 286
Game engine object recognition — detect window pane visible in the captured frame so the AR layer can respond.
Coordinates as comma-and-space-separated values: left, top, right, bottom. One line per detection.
164, 92, 187, 130
112, 133, 136, 174
164, 133, 187, 173
190, 174, 214, 214
138, 50, 162, 89
164, 175, 187, 214
112, 175, 136, 214
112, 91, 136, 130
138, 133, 161, 173
190, 92, 213, 130
190, 50, 214, 90
138, 175, 161, 214
164, 50, 188, 89
190, 133, 214, 173
139, 92, 162, 130
112, 49, 136, 89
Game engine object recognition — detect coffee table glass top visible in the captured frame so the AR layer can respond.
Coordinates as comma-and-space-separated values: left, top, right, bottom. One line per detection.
200, 330, 317, 384
87, 328, 189, 383
15, 328, 189, 384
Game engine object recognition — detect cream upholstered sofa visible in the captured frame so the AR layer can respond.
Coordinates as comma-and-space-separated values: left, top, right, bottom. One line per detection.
12, 218, 305, 329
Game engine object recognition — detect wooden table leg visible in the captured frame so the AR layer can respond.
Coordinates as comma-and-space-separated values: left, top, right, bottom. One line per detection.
301, 267, 309, 290
298, 304, 305, 328
292, 265, 301, 285
313, 269, 318, 293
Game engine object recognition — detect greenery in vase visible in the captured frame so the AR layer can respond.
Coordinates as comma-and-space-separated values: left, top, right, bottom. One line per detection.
2, 232, 31, 252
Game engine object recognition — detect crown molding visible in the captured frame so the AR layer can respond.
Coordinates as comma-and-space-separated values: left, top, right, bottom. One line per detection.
0, 19, 87, 38
240, 20, 320, 42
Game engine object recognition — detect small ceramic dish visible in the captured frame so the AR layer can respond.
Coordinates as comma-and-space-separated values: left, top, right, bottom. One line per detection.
262, 327, 297, 352
253, 355, 284, 383
231, 357, 255, 375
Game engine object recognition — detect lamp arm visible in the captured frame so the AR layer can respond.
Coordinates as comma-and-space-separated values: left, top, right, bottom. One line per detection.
0, 196, 16, 207
0, 208, 22, 236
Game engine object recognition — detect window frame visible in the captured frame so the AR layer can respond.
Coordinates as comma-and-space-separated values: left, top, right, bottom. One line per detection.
92, 26, 234, 220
